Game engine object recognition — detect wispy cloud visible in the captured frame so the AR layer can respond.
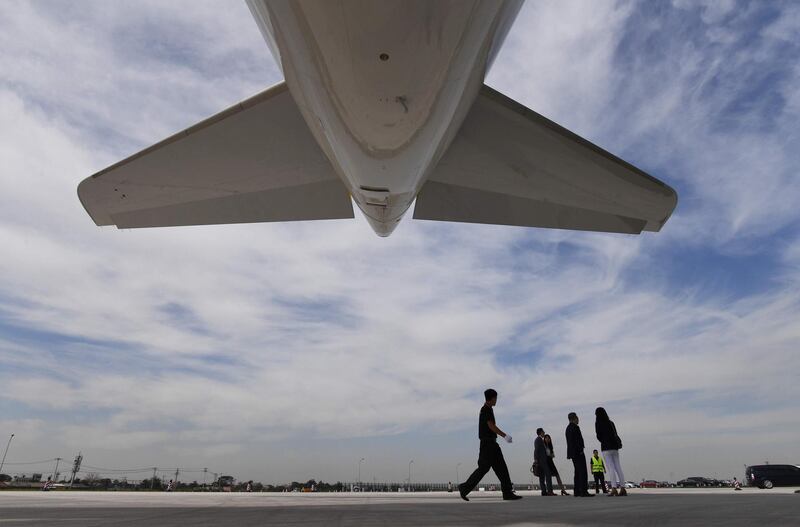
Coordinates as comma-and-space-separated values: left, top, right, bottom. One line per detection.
1, 0, 798, 484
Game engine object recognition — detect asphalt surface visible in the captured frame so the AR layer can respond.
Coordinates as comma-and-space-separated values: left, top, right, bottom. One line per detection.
0, 489, 797, 526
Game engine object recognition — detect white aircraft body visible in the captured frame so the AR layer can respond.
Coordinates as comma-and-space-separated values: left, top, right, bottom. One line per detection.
78, 0, 677, 237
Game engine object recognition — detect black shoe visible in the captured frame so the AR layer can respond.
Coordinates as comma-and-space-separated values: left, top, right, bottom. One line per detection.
581, 493, 595, 497
503, 493, 523, 501
458, 484, 469, 502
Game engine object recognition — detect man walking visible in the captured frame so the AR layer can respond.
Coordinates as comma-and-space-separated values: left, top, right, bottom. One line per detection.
534, 428, 553, 496
459, 389, 522, 501
591, 450, 607, 494
565, 412, 593, 497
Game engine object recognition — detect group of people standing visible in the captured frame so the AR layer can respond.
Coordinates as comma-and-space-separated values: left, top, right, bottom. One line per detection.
458, 389, 628, 501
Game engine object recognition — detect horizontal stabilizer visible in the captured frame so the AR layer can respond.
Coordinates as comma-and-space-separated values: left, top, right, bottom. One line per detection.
414, 85, 677, 234
78, 82, 353, 229
416, 181, 646, 234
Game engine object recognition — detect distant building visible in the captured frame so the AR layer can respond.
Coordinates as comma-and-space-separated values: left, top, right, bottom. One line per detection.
15, 473, 43, 482
218, 475, 235, 492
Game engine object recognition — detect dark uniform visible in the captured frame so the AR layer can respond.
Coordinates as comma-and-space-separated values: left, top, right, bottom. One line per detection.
566, 421, 589, 496
534, 435, 553, 495
460, 404, 513, 496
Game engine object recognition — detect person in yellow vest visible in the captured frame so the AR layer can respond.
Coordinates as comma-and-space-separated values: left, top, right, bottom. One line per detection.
591, 450, 607, 494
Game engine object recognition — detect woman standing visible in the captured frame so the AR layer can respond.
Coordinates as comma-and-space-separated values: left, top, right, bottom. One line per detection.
595, 407, 627, 496
543, 434, 570, 496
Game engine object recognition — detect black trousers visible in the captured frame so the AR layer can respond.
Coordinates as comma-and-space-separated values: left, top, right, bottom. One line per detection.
571, 452, 589, 495
461, 440, 513, 495
593, 471, 606, 493
537, 459, 553, 495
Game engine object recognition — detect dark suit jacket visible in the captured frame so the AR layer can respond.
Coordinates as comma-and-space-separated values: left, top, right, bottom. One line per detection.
565, 422, 584, 459
533, 435, 548, 464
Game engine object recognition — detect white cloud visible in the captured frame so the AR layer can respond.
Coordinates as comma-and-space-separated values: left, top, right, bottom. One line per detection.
487, 0, 633, 135
0, 0, 799, 485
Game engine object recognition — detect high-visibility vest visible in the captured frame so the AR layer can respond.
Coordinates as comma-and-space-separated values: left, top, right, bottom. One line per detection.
591, 456, 605, 473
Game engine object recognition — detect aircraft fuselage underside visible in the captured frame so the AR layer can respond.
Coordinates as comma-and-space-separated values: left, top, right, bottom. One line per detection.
247, 0, 523, 236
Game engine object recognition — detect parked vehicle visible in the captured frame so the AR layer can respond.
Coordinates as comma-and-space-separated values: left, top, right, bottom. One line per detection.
677, 477, 712, 488
623, 481, 638, 489
640, 480, 659, 488
746, 465, 800, 489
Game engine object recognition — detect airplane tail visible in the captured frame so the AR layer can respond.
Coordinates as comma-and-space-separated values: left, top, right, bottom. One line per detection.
413, 85, 677, 234
78, 82, 353, 229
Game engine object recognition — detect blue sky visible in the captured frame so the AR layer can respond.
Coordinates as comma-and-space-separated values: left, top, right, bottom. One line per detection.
1, 0, 799, 485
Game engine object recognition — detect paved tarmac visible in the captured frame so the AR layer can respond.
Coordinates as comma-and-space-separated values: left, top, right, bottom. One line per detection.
0, 489, 797, 526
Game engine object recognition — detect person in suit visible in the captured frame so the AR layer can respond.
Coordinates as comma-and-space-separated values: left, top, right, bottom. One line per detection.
565, 412, 593, 497
595, 407, 627, 496
533, 428, 553, 496
459, 389, 522, 501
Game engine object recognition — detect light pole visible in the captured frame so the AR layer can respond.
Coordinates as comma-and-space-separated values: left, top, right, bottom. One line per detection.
358, 458, 365, 489
0, 434, 14, 476
69, 452, 82, 488
408, 460, 414, 492
52, 457, 63, 482
456, 463, 462, 484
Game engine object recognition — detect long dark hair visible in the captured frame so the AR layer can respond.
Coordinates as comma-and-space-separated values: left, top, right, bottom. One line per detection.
595, 407, 610, 422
